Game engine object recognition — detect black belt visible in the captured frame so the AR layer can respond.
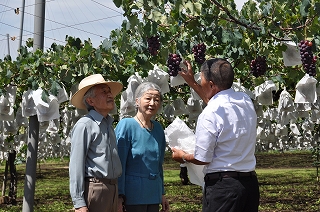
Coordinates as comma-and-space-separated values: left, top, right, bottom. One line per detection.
204, 171, 256, 182
85, 177, 117, 185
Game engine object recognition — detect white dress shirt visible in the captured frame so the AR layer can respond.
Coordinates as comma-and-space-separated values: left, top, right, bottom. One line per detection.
194, 88, 257, 174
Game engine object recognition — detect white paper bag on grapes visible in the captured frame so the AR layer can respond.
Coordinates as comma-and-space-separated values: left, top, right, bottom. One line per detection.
163, 104, 175, 122
55, 85, 68, 104
254, 80, 277, 105
187, 98, 203, 121
170, 75, 185, 87
275, 124, 288, 136
16, 107, 28, 127
295, 103, 311, 112
190, 72, 202, 100
172, 98, 187, 116
147, 65, 170, 94
278, 110, 297, 125
302, 119, 314, 131
32, 88, 60, 122
256, 125, 267, 139
46, 119, 59, 133
277, 88, 295, 113
119, 74, 142, 118
120, 92, 136, 118
165, 117, 205, 186
311, 109, 320, 122
294, 74, 317, 103
282, 39, 302, 67
253, 100, 263, 118
316, 85, 320, 97
232, 79, 255, 99
290, 120, 301, 135
127, 74, 143, 102
0, 85, 17, 121
3, 120, 17, 135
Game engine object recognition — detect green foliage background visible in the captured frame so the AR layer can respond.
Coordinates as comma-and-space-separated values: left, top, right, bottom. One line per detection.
1, 0, 320, 119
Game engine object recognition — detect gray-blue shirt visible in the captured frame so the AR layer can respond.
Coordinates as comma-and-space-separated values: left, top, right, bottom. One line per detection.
69, 110, 122, 209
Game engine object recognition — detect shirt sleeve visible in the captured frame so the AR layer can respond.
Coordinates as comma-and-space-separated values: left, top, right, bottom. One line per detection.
69, 121, 90, 209
194, 112, 218, 163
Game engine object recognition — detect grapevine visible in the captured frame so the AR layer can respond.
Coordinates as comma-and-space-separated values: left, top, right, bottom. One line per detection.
298, 40, 317, 77
167, 53, 182, 77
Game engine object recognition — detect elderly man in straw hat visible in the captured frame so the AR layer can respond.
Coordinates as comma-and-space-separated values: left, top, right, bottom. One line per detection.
69, 74, 123, 212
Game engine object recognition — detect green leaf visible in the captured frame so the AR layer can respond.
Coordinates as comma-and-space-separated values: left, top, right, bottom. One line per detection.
222, 30, 230, 43
50, 81, 62, 96
6, 69, 12, 78
300, 0, 311, 17
315, 2, 320, 16
113, 0, 122, 8
147, 10, 163, 22
95, 49, 102, 61
261, 2, 272, 16
102, 39, 113, 51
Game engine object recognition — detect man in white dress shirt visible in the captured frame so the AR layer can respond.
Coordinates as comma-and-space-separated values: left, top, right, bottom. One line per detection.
172, 58, 259, 212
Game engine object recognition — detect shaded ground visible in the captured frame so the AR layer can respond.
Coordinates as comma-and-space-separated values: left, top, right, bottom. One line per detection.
0, 151, 319, 211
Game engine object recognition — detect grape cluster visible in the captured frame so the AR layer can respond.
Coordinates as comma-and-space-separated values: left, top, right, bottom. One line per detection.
192, 43, 206, 65
147, 36, 160, 56
298, 40, 317, 77
167, 53, 182, 76
250, 56, 267, 77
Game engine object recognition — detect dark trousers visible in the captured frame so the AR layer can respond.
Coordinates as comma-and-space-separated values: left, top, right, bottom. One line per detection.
203, 174, 259, 212
125, 204, 159, 212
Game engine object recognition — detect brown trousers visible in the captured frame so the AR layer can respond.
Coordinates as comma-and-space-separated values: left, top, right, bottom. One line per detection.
84, 178, 118, 212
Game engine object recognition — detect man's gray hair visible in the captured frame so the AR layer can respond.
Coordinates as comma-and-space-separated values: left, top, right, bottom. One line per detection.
82, 86, 96, 111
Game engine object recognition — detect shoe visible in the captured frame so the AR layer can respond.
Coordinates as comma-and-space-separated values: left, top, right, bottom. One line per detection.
179, 166, 189, 185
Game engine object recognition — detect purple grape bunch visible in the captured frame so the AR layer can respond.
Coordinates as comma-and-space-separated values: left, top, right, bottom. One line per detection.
167, 53, 182, 76
250, 56, 267, 77
192, 43, 206, 65
298, 40, 317, 77
147, 36, 160, 56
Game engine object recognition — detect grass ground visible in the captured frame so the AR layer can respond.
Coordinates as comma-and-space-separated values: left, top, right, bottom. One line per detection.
0, 151, 319, 211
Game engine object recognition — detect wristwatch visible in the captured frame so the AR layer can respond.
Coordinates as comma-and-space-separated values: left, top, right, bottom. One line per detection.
182, 153, 188, 163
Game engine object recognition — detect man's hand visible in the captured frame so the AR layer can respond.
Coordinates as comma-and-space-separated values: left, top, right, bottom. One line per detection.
178, 60, 196, 85
178, 60, 209, 103
171, 147, 187, 163
75, 206, 89, 212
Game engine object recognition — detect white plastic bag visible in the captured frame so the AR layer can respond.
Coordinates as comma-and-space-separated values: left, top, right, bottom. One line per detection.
165, 117, 205, 186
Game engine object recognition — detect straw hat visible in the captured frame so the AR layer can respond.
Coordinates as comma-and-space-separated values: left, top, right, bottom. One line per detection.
71, 74, 123, 110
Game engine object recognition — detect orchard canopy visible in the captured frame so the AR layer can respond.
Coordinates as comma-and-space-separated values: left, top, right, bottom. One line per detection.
0, 0, 320, 157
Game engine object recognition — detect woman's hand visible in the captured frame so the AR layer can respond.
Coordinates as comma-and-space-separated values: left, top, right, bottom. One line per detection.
160, 195, 169, 212
75, 207, 89, 212
117, 196, 125, 212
